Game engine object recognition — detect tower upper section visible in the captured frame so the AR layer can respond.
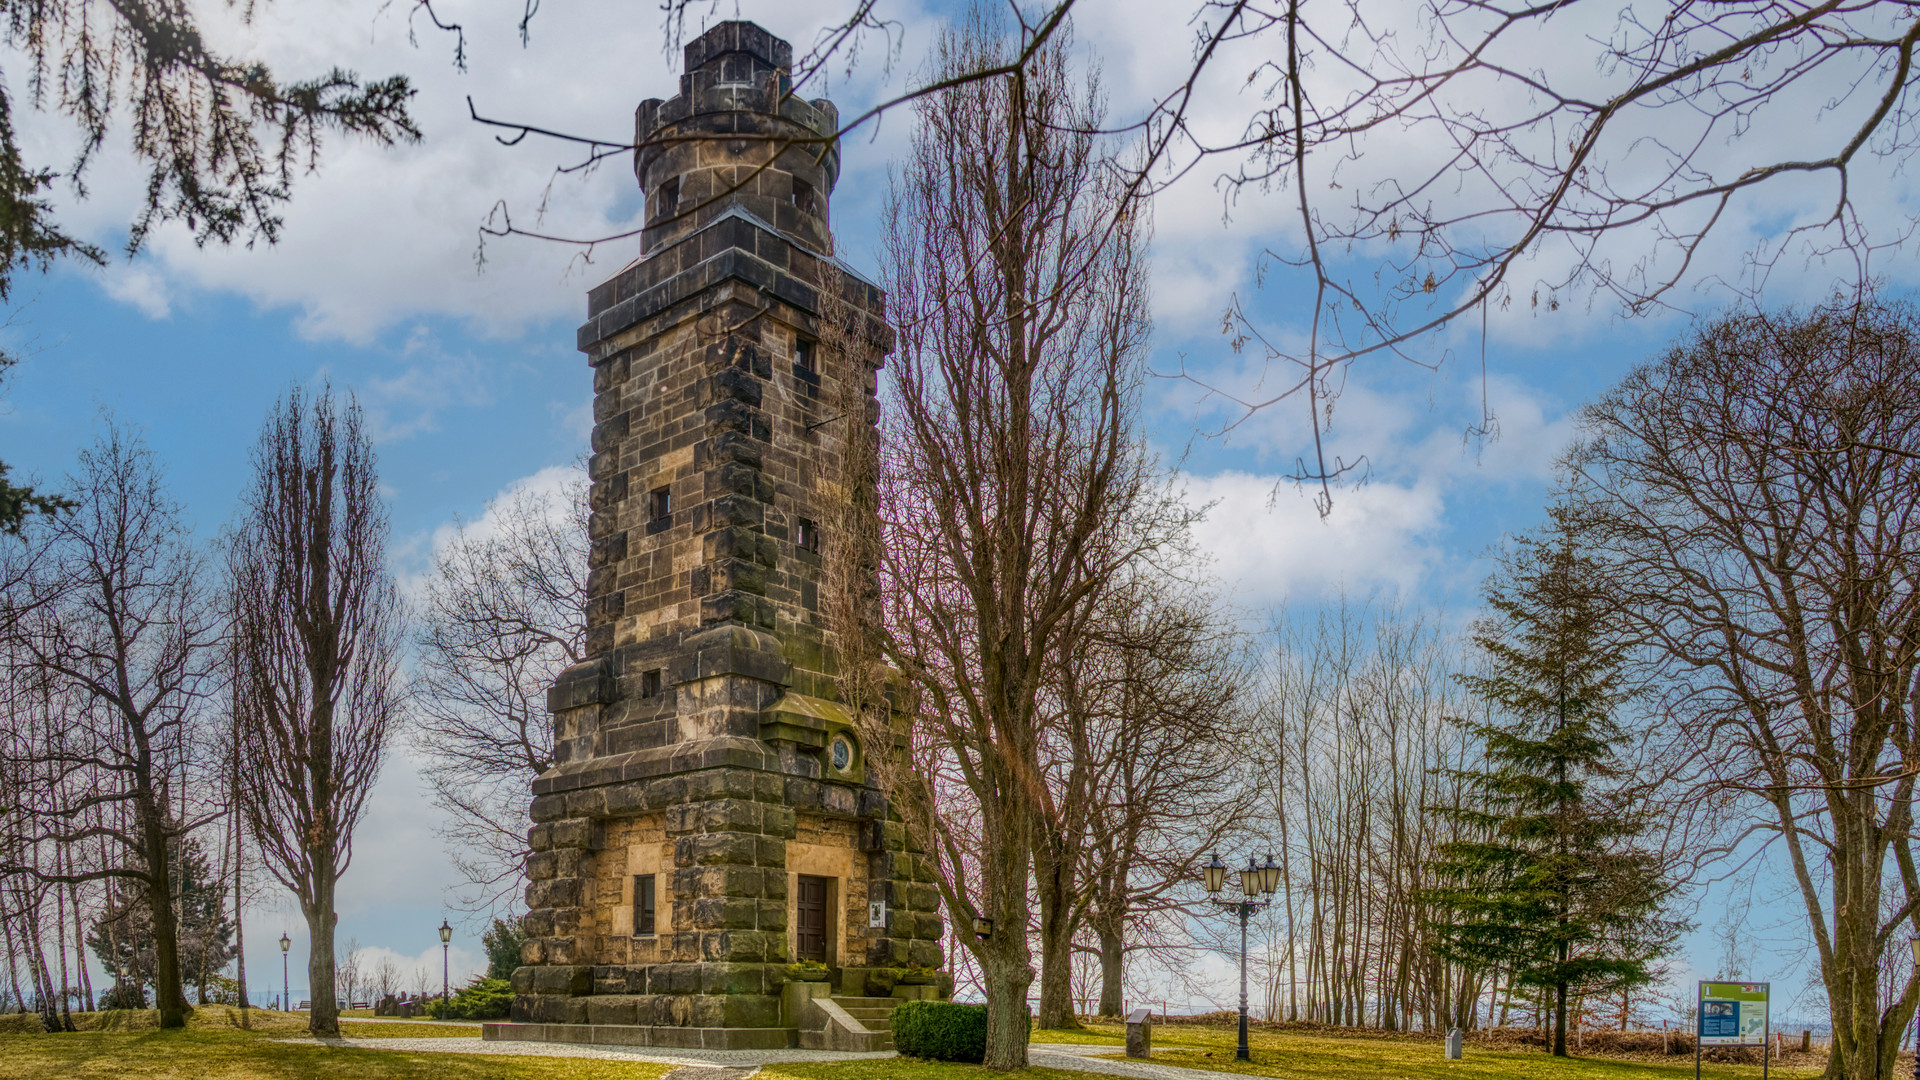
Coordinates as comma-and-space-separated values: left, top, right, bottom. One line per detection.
635, 21, 840, 258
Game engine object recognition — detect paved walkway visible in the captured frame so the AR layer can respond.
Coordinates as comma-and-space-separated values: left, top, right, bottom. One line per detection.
280, 1035, 893, 1068
283, 1035, 1254, 1078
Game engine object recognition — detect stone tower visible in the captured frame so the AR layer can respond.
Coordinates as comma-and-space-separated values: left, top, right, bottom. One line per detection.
486, 21, 946, 1051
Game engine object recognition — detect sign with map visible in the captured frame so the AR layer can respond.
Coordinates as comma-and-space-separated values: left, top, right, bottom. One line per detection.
1698, 981, 1769, 1046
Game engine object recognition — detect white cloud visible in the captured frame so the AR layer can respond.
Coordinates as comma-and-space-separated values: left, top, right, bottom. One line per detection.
1179, 370, 1578, 606
394, 460, 584, 601
1185, 468, 1445, 608
337, 744, 467, 914
347, 942, 488, 997
98, 263, 172, 320
11, 0, 941, 342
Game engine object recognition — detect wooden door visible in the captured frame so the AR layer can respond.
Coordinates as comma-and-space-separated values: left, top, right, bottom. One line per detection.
796, 874, 829, 963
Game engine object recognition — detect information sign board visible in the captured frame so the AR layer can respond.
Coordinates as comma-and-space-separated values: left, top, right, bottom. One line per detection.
1696, 981, 1770, 1080
1697, 981, 1769, 1046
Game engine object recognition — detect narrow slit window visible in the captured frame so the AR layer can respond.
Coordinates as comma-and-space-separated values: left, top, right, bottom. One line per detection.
635, 874, 656, 935
648, 487, 672, 523
796, 518, 820, 555
791, 177, 814, 214
658, 178, 679, 220
795, 338, 817, 375
641, 668, 663, 699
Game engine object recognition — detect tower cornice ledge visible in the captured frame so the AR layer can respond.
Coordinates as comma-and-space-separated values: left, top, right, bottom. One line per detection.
579, 209, 892, 360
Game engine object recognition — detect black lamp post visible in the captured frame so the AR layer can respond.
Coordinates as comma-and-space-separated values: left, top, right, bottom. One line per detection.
1201, 851, 1281, 1063
279, 932, 291, 1013
440, 920, 453, 1004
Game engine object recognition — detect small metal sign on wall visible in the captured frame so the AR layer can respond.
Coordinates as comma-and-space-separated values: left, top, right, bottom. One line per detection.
1697, 981, 1769, 1080
868, 900, 887, 928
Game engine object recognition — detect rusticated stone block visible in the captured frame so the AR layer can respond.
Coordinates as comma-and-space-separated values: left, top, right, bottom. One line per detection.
532, 965, 594, 996
527, 994, 589, 1024
681, 832, 759, 866
689, 896, 761, 931
550, 819, 595, 850
699, 929, 780, 963
585, 996, 640, 1026
527, 878, 581, 911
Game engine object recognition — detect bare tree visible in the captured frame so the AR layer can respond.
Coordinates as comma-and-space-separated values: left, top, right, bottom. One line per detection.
827, 11, 1169, 1069
337, 939, 363, 1010
1052, 571, 1254, 1021
0, 424, 221, 1029
1243, 596, 1481, 1030
476, 0, 1920, 501
412, 470, 586, 915
372, 955, 399, 1006
229, 386, 406, 1038
1564, 295, 1920, 1080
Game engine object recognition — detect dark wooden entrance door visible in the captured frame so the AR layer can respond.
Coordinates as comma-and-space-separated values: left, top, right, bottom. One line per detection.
796, 875, 830, 963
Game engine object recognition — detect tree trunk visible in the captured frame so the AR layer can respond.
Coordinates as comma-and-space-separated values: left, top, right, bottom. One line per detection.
981, 951, 1034, 1071
1033, 845, 1079, 1030
1553, 979, 1568, 1057
141, 797, 189, 1028
1096, 924, 1124, 1017
305, 869, 340, 1036
234, 800, 250, 1021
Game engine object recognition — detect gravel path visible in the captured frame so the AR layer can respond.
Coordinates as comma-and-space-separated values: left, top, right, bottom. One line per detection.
279, 1035, 893, 1068
282, 1035, 1252, 1078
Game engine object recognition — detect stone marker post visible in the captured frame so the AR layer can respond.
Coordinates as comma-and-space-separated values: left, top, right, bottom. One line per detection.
1126, 1008, 1153, 1058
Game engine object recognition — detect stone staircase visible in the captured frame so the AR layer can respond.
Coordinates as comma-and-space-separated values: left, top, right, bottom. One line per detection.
797, 995, 898, 1051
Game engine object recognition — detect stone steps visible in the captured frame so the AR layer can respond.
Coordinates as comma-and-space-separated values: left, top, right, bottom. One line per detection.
809, 996, 897, 1051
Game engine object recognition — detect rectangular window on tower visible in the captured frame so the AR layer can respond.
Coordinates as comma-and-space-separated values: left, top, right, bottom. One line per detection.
657, 178, 679, 221
796, 518, 820, 555
795, 337, 817, 375
641, 668, 663, 699
648, 487, 672, 522
791, 177, 815, 215
634, 875, 656, 936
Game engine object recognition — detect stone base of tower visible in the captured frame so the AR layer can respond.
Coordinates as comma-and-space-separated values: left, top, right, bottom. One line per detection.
498, 751, 948, 1048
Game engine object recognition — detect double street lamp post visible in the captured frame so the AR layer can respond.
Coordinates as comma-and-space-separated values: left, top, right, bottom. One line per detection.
1201, 852, 1282, 1063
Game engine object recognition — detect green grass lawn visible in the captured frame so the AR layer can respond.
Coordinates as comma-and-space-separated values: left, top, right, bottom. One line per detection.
0, 1026, 671, 1080
0, 1006, 1833, 1080
1035, 1022, 1822, 1080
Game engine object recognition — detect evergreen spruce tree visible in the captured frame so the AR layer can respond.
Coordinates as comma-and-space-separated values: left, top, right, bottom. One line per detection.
1425, 526, 1684, 1056
87, 834, 236, 1006
482, 917, 527, 980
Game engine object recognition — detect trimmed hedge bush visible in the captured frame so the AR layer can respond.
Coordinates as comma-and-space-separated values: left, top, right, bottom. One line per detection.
892, 1000, 989, 1063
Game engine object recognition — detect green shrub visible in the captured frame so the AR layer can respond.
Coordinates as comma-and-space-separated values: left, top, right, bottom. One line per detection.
426, 976, 512, 1020
892, 1000, 989, 1063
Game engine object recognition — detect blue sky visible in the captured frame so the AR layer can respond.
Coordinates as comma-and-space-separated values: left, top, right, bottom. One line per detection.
5, 0, 1909, 1020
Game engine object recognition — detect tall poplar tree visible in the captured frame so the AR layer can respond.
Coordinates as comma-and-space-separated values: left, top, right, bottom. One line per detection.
1425, 529, 1682, 1056
229, 385, 405, 1038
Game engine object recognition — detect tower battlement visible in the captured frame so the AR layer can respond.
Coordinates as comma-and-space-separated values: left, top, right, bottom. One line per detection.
635, 20, 840, 258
